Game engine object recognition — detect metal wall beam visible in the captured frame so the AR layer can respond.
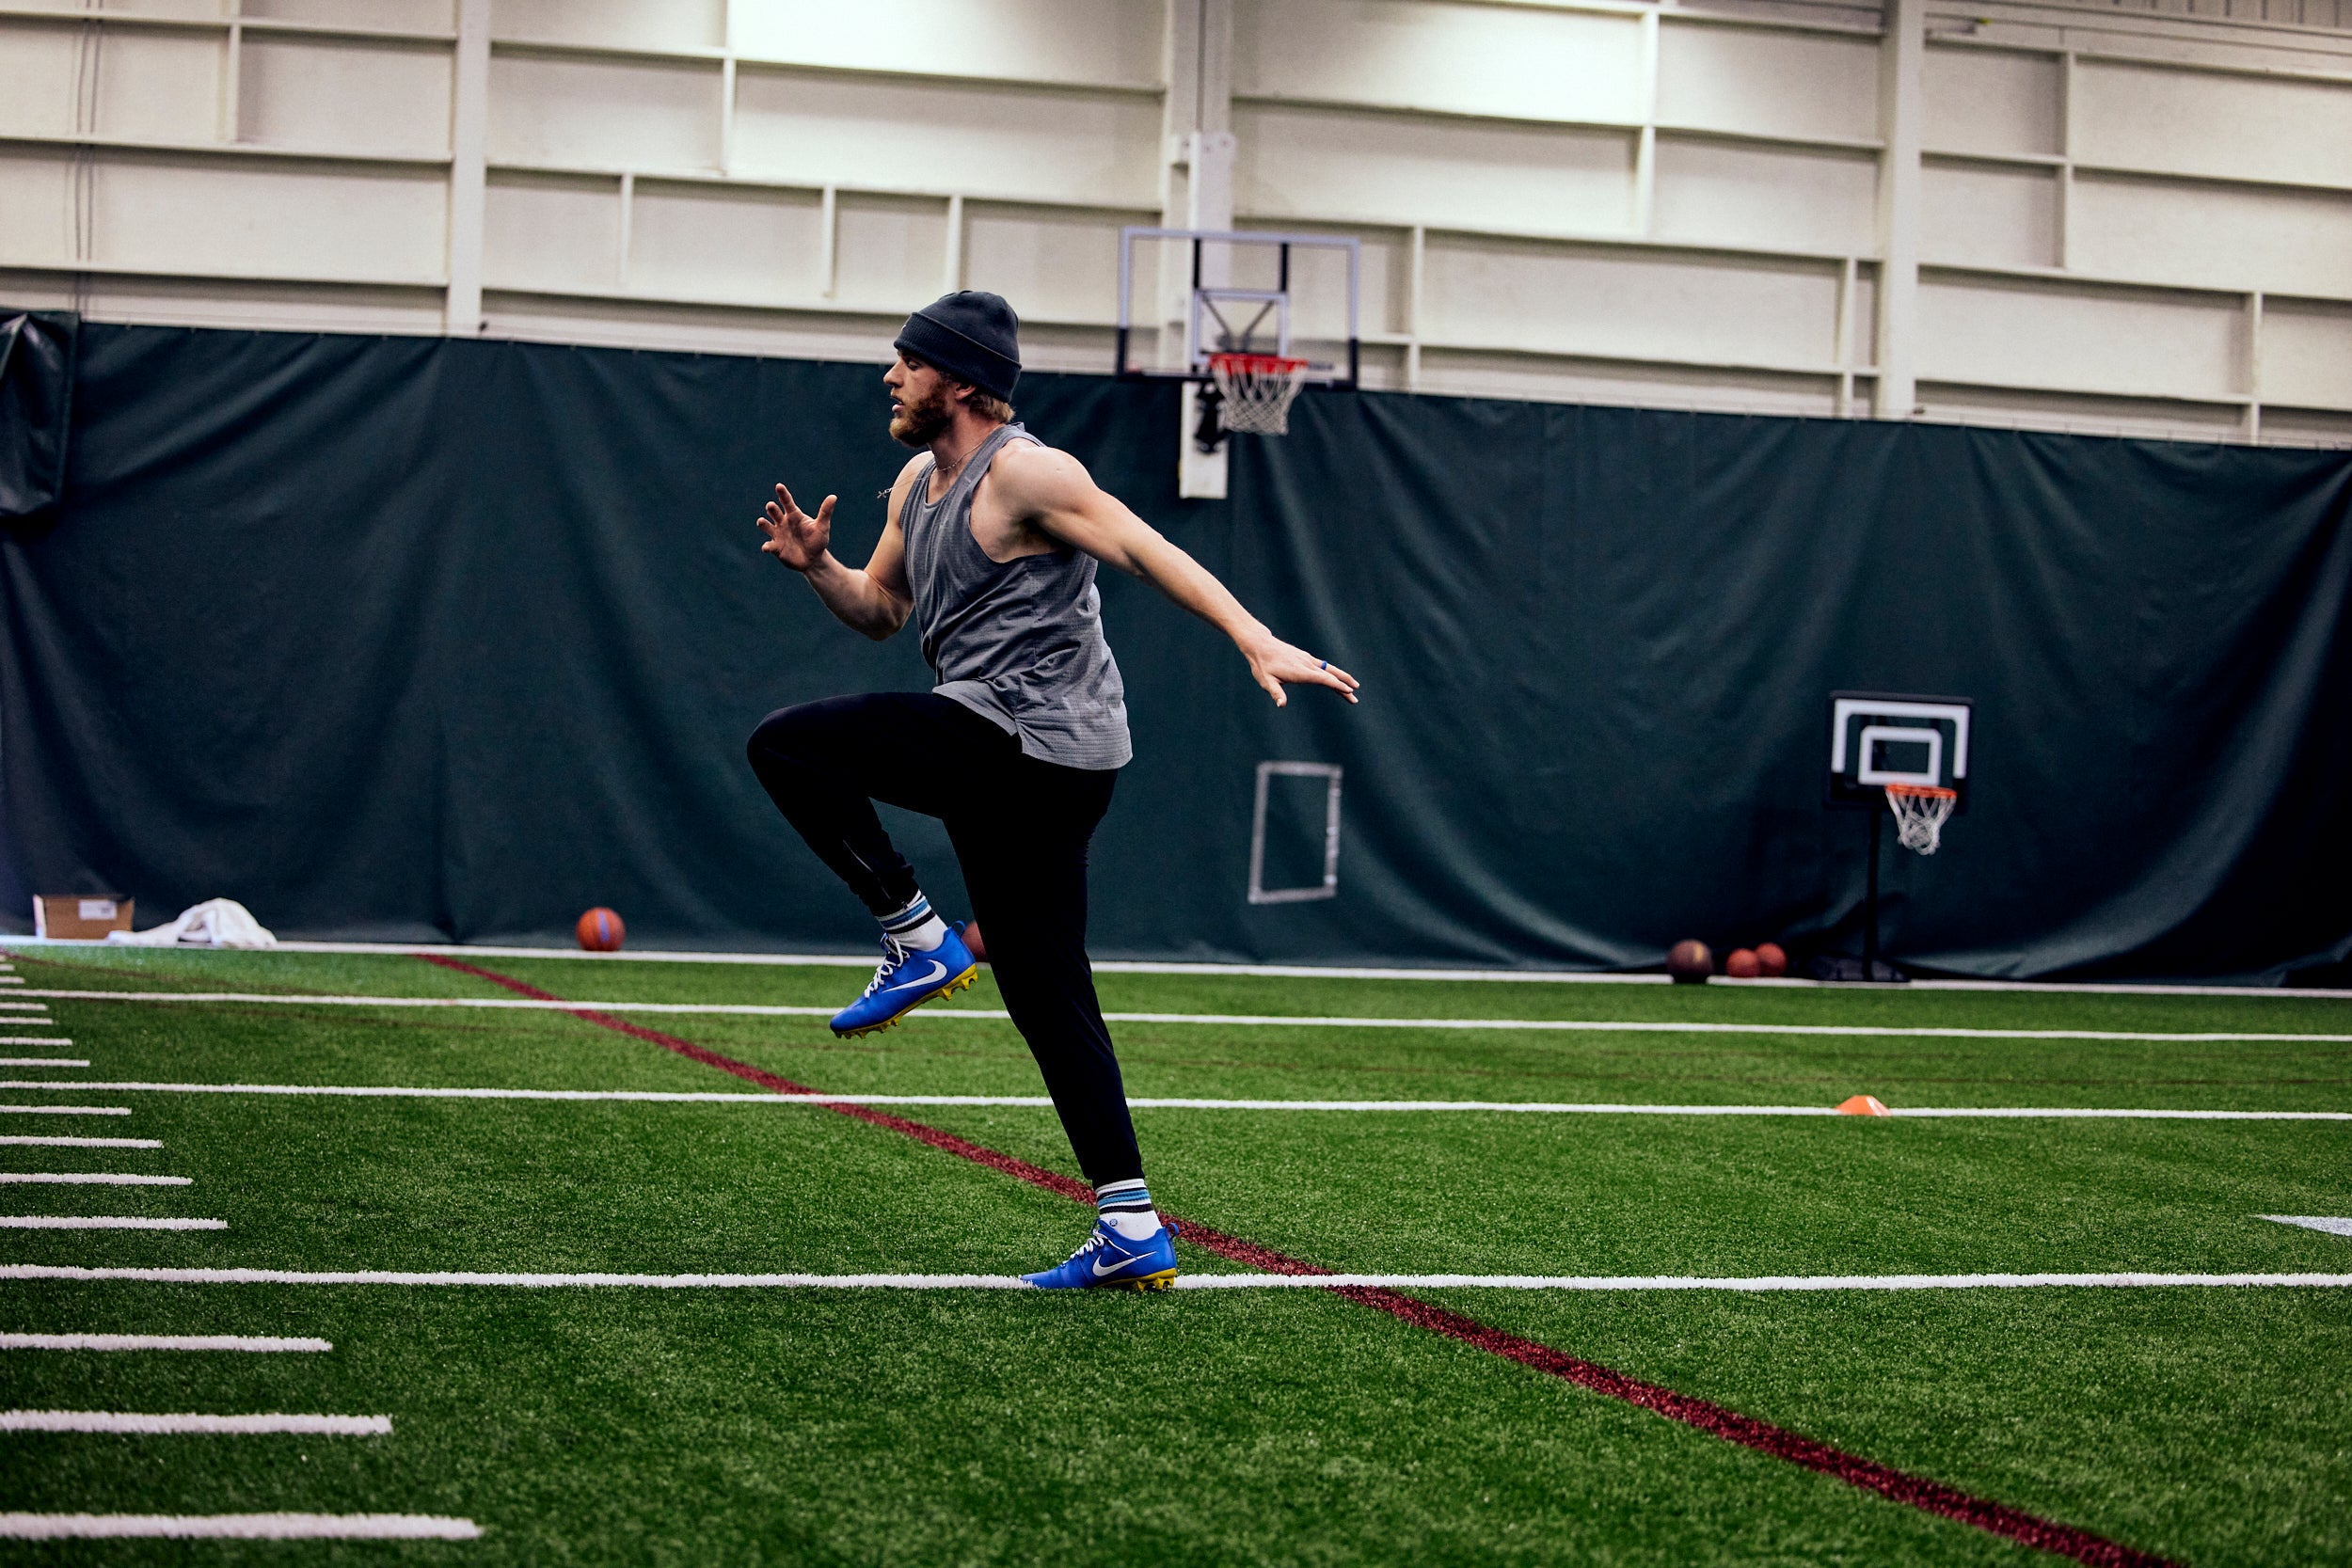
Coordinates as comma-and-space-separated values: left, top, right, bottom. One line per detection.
1874, 0, 1925, 419
444, 0, 490, 335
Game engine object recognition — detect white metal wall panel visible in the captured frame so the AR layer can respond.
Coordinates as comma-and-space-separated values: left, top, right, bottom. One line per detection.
0, 24, 227, 145
833, 194, 953, 312
247, 0, 453, 30
1651, 138, 1878, 255
484, 171, 622, 293
1422, 236, 1843, 370
962, 204, 1140, 324
2072, 59, 2352, 190
628, 182, 827, 305
1921, 161, 2058, 270
2256, 302, 2352, 410
239, 37, 453, 158
95, 155, 450, 283
0, 150, 73, 268
0, 22, 87, 138
1919, 275, 2245, 400
729, 0, 1163, 90
1235, 103, 1634, 233
2071, 173, 2352, 298
732, 71, 1160, 207
1418, 349, 1839, 416
1234, 0, 1645, 124
1654, 23, 1881, 145
2079, 172, 2352, 298
491, 0, 724, 54
1921, 46, 2060, 159
487, 52, 721, 173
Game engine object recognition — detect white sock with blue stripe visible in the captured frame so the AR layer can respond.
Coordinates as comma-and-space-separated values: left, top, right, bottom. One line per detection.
879, 893, 947, 952
1096, 1179, 1162, 1241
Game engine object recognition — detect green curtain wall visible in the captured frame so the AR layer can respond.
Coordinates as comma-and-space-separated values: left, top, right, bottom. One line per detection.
3, 324, 2346, 979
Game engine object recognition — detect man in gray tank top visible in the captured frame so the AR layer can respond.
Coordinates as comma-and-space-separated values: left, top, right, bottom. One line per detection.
746, 290, 1358, 1291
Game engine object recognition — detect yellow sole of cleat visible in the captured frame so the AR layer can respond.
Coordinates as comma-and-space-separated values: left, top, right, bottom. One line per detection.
1110, 1271, 1178, 1292
832, 965, 981, 1039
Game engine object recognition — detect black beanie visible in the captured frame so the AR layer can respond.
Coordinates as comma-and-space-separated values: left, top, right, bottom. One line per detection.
894, 291, 1021, 402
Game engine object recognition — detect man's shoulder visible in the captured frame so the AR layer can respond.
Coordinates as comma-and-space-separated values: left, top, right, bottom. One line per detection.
987, 435, 1086, 497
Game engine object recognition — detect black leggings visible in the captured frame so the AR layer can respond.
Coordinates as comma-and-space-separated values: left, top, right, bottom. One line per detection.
746, 692, 1141, 1187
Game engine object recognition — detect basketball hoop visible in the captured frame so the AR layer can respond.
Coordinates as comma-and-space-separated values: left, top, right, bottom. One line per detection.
1207, 352, 1308, 436
1885, 783, 1957, 855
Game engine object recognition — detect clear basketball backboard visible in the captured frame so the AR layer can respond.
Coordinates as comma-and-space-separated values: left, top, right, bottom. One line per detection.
1826, 692, 1972, 811
1115, 227, 1361, 388
1115, 226, 1362, 500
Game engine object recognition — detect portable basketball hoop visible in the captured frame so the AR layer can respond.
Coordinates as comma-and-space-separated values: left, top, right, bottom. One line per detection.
1207, 352, 1308, 436
1884, 782, 1957, 855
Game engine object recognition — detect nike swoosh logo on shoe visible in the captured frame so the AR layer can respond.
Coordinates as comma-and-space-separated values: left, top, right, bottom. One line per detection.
1090, 1249, 1146, 1278
887, 959, 948, 992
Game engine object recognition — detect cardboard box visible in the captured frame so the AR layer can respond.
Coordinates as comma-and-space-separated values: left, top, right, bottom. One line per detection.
34, 895, 134, 940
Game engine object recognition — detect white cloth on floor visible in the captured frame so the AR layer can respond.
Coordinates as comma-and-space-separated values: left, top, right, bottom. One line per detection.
106, 898, 278, 949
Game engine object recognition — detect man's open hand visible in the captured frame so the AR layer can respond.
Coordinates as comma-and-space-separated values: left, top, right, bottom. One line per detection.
1242, 629, 1360, 707
758, 483, 834, 573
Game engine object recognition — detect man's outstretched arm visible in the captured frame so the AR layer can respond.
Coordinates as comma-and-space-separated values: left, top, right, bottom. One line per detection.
993, 445, 1359, 707
757, 479, 914, 641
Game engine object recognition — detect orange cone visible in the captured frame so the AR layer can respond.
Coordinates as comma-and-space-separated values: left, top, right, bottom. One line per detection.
1836, 1094, 1890, 1117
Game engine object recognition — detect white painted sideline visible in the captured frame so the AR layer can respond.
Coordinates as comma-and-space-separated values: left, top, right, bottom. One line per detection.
8, 990, 2349, 1043
2264, 1215, 2352, 1237
0, 1411, 388, 1434
0, 1104, 129, 1116
4, 1081, 2346, 1120
24, 934, 2349, 999
0, 1037, 72, 1045
0, 1136, 161, 1148
0, 1334, 330, 1352
0, 1217, 224, 1230
0, 1173, 187, 1185
2, 1263, 2344, 1292
0, 1513, 478, 1541
0, 1057, 87, 1067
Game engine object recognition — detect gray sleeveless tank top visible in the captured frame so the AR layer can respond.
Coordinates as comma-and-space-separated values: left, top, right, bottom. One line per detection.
899, 422, 1132, 770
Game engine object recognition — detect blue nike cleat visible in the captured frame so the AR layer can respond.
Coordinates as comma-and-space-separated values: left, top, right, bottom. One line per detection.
1022, 1219, 1181, 1291
830, 925, 979, 1038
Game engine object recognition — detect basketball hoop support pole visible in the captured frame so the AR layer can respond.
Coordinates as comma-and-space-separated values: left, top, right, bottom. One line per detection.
1863, 809, 1883, 979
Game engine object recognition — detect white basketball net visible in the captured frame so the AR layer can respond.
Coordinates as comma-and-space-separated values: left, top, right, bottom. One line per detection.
1885, 784, 1957, 855
1208, 353, 1309, 436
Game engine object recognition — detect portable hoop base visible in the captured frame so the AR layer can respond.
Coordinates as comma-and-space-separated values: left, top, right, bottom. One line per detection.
1207, 353, 1309, 436
1885, 783, 1958, 855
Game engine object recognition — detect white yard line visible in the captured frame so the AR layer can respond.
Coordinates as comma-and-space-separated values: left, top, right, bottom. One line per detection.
6, 989, 2349, 1042
0, 1136, 160, 1148
0, 1037, 72, 1045
23, 934, 2345, 999
1, 1335, 329, 1352
0, 1513, 477, 1540
0, 1263, 2342, 1291
2263, 1215, 2352, 1237
0, 1217, 223, 1229
0, 1104, 129, 1116
0, 1058, 88, 1067
0, 1410, 386, 1434
1, 1080, 2346, 1119
0, 1173, 188, 1185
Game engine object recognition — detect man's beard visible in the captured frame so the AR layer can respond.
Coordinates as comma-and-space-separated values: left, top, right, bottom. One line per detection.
889, 384, 954, 448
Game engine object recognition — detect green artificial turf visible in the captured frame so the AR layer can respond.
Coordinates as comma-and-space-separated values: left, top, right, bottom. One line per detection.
0, 944, 2346, 1565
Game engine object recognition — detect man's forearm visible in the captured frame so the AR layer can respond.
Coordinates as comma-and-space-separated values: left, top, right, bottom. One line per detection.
802, 551, 908, 640
1134, 535, 1268, 650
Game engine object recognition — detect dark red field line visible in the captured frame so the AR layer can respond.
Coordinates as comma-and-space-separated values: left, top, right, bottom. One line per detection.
417, 953, 2174, 1568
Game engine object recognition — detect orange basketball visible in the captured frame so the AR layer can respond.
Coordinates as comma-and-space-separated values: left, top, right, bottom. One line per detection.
575, 907, 625, 952
1725, 947, 1760, 979
1754, 942, 1788, 978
